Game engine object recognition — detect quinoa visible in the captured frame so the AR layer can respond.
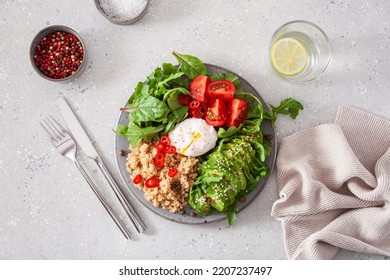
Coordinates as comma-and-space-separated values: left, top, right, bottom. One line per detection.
126, 140, 199, 213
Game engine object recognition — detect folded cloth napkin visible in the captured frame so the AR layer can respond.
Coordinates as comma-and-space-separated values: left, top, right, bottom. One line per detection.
271, 105, 390, 259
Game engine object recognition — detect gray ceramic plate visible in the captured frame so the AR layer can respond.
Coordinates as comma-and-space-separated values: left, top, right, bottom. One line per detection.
114, 64, 277, 224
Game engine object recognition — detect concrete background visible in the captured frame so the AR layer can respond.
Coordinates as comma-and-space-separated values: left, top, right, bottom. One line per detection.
1, 0, 389, 259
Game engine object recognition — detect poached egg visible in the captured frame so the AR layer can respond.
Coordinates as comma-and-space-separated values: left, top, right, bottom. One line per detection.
169, 118, 218, 157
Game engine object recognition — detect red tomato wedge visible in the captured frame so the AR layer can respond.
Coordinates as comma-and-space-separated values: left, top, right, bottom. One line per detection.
205, 98, 227, 127
206, 80, 235, 102
190, 75, 210, 103
226, 98, 248, 128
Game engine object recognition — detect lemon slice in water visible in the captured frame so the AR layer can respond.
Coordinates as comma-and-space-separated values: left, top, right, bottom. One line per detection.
270, 38, 308, 76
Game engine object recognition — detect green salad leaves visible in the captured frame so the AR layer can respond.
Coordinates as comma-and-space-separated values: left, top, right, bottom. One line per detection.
116, 52, 303, 225
264, 97, 304, 127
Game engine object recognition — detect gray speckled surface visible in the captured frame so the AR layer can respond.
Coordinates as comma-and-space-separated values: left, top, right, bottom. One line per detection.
0, 0, 389, 260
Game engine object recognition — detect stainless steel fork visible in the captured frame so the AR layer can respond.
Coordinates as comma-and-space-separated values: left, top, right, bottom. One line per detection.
40, 116, 131, 239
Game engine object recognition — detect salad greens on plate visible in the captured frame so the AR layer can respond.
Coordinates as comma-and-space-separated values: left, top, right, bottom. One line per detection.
116, 52, 303, 225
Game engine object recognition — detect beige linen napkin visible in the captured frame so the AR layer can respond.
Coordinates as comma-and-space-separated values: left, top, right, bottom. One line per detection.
271, 105, 390, 259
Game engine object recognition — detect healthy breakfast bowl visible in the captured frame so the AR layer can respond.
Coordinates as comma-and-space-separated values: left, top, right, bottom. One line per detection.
114, 52, 301, 225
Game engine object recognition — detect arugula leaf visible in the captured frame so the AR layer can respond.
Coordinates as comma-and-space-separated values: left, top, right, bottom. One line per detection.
226, 202, 238, 226
157, 72, 184, 90
128, 82, 147, 104
172, 51, 208, 79
242, 118, 262, 133
217, 125, 242, 138
146, 67, 163, 95
235, 91, 264, 121
162, 63, 176, 75
264, 98, 304, 127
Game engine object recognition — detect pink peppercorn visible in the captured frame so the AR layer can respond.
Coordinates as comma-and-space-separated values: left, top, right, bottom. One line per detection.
34, 31, 84, 79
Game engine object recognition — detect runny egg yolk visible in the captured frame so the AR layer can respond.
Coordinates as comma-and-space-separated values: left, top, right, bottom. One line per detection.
168, 118, 218, 157
181, 132, 201, 154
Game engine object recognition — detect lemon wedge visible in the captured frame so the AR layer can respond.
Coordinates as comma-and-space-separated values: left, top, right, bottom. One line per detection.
270, 37, 308, 76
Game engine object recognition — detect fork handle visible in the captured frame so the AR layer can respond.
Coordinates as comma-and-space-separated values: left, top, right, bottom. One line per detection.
97, 160, 147, 233
74, 159, 132, 239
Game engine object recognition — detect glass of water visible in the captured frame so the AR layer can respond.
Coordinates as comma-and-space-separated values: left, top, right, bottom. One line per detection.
269, 20, 332, 83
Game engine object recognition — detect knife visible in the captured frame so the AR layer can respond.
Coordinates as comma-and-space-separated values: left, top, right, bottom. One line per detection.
57, 96, 147, 233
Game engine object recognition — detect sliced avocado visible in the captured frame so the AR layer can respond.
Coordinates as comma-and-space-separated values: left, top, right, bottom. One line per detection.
188, 186, 213, 216
190, 127, 271, 217
204, 182, 229, 212
202, 153, 244, 194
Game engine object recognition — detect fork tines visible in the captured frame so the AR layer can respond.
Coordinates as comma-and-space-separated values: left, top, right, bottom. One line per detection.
40, 115, 70, 144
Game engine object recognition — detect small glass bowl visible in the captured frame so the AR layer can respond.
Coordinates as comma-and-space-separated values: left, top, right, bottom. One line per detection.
29, 25, 87, 82
94, 0, 150, 25
269, 20, 332, 83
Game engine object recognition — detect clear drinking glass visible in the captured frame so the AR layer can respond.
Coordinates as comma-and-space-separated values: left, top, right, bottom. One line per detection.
269, 20, 332, 83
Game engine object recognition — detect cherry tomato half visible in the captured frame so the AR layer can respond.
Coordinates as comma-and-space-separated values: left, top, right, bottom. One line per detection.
206, 80, 236, 102
165, 145, 177, 154
190, 75, 210, 103
178, 94, 193, 105
133, 174, 143, 184
160, 134, 171, 146
205, 98, 227, 127
154, 152, 165, 168
156, 141, 167, 154
145, 177, 160, 188
226, 98, 249, 128
168, 168, 178, 177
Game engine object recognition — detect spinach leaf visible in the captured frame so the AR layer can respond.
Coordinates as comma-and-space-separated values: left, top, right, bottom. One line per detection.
172, 105, 189, 120
166, 91, 182, 110
163, 87, 190, 110
264, 98, 304, 127
163, 114, 178, 134
172, 51, 208, 79
128, 94, 170, 122
115, 122, 165, 147
163, 106, 189, 134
